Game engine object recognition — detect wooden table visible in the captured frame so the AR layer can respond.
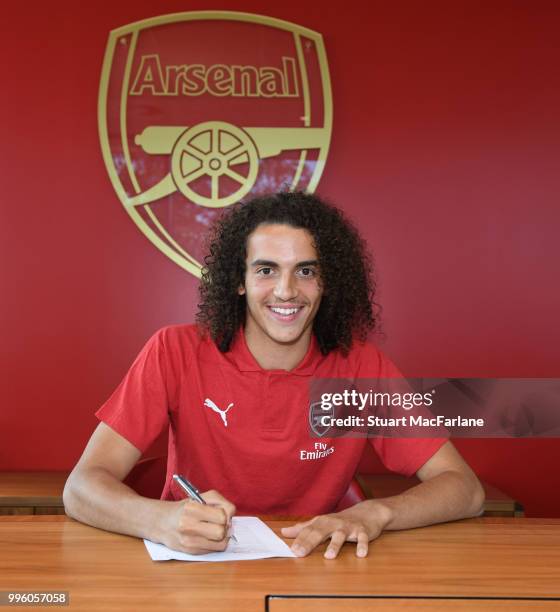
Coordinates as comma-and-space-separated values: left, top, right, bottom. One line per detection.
1, 516, 559, 611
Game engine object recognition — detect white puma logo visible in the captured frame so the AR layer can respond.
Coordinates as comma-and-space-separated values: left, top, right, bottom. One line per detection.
204, 398, 234, 427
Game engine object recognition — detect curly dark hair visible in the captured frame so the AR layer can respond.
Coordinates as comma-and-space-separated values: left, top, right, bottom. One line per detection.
196, 191, 380, 355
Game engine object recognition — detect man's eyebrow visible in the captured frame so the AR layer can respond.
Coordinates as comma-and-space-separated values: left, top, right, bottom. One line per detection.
249, 259, 319, 267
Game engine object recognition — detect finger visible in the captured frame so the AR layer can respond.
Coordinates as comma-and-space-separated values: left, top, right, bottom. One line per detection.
291, 522, 332, 557
180, 500, 228, 526
178, 534, 230, 555
324, 530, 347, 560
201, 490, 237, 522
180, 518, 228, 542
281, 519, 314, 539
356, 530, 369, 558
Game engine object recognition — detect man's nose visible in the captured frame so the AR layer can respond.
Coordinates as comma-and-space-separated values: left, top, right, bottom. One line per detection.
273, 272, 297, 301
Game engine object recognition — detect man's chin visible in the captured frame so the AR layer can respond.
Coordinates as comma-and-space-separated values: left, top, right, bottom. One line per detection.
266, 325, 307, 346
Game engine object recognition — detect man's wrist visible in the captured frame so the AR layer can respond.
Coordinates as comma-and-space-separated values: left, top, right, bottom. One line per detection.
144, 498, 172, 544
347, 499, 394, 535
341, 499, 393, 537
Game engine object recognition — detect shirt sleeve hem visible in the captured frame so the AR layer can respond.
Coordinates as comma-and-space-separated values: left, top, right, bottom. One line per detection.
95, 413, 148, 454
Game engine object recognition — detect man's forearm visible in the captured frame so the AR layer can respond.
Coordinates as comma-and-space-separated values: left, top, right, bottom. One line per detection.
63, 467, 167, 542
358, 470, 485, 533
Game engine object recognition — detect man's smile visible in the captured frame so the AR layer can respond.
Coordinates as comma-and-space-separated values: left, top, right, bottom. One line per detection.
266, 304, 305, 322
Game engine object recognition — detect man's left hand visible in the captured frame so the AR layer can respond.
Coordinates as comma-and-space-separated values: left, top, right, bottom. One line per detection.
280, 500, 392, 559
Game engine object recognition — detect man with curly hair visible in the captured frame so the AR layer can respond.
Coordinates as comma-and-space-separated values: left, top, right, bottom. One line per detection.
64, 191, 484, 559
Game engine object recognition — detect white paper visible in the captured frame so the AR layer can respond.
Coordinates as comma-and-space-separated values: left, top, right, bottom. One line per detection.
143, 516, 297, 562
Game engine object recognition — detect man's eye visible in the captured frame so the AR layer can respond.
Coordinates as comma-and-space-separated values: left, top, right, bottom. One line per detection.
257, 267, 273, 276
299, 268, 316, 277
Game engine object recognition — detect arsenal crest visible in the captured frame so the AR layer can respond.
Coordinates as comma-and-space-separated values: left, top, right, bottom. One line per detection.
309, 401, 334, 438
98, 11, 333, 276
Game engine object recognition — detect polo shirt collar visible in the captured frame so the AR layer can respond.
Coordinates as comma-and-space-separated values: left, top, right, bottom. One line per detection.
228, 328, 322, 376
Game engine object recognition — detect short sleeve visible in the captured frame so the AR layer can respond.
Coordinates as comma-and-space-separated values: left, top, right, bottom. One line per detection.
360, 343, 450, 477
369, 434, 449, 477
96, 330, 172, 453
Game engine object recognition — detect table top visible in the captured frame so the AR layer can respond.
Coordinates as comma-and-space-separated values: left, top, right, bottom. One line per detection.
1, 516, 559, 611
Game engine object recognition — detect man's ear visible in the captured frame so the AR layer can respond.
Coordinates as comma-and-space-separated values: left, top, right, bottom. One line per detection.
238, 284, 246, 295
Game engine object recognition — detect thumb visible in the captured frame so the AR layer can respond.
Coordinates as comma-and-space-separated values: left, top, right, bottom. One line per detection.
281, 519, 313, 538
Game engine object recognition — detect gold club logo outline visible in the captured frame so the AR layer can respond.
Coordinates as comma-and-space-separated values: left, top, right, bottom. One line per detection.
98, 11, 333, 277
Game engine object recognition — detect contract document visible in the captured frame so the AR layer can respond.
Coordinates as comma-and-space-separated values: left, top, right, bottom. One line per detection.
144, 516, 296, 562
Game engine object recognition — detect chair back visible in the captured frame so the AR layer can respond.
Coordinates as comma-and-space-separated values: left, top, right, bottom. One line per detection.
124, 456, 166, 499
335, 478, 366, 511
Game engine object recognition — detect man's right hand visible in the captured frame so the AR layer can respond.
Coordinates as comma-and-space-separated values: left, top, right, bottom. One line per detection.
64, 424, 237, 553
158, 490, 236, 554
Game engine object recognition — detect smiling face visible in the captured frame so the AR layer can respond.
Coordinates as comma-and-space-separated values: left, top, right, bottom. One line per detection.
238, 223, 323, 366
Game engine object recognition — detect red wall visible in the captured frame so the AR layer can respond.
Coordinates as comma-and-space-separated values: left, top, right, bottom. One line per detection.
1, 0, 559, 517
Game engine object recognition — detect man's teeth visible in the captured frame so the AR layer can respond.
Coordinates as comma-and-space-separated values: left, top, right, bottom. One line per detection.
270, 307, 300, 315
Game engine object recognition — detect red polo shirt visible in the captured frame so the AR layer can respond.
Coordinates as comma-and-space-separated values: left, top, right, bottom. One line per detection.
96, 325, 447, 515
